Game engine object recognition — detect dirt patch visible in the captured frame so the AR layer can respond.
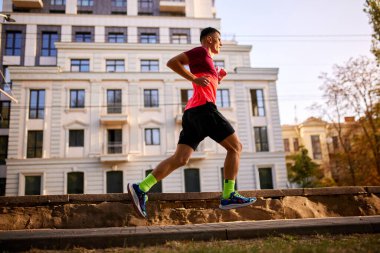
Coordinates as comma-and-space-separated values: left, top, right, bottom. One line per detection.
0, 194, 379, 230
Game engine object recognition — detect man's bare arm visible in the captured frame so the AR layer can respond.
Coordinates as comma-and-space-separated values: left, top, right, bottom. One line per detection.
167, 53, 210, 87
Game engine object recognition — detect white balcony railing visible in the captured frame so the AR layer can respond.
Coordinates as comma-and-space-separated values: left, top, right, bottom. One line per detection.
100, 143, 128, 162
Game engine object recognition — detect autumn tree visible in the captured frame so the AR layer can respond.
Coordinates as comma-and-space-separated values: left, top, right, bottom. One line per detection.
365, 0, 380, 63
315, 56, 380, 185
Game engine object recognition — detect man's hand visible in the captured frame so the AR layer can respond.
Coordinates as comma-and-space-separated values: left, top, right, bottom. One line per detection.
193, 76, 211, 87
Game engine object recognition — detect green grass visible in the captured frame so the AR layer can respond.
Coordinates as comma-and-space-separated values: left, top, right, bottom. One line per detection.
26, 234, 380, 253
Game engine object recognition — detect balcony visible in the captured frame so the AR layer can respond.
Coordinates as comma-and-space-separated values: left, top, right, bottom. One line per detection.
100, 114, 128, 125
100, 143, 128, 162
100, 106, 128, 125
12, 0, 43, 8
160, 0, 185, 14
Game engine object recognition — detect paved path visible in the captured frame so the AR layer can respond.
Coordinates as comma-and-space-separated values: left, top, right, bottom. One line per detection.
0, 216, 379, 251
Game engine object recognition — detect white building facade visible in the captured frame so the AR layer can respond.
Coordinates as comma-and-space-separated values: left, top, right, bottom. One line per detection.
1, 0, 286, 196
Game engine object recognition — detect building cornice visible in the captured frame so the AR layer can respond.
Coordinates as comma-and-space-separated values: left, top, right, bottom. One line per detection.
8, 67, 278, 82
55, 42, 251, 52
7, 12, 220, 27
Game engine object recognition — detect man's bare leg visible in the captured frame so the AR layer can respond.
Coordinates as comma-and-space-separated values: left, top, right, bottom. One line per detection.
219, 133, 242, 180
151, 144, 194, 181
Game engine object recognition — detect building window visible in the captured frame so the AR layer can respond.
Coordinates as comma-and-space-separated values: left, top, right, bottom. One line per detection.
146, 169, 162, 192
41, 32, 58, 56
51, 0, 66, 5
283, 138, 290, 152
311, 135, 322, 160
138, 0, 153, 14
107, 171, 123, 193
220, 167, 237, 191
75, 32, 92, 42
250, 89, 265, 116
106, 60, 125, 72
5, 31, 22, 56
69, 130, 84, 147
144, 89, 159, 107
181, 89, 193, 111
145, 128, 160, 145
254, 127, 269, 152
180, 89, 193, 112
71, 59, 89, 72
70, 89, 85, 108
332, 136, 339, 150
0, 136, 8, 165
67, 172, 84, 194
140, 60, 159, 72
293, 138, 300, 152
171, 34, 188, 44
108, 129, 122, 154
214, 60, 225, 69
258, 168, 273, 189
216, 89, 230, 108
29, 90, 45, 119
78, 0, 93, 6
107, 89, 122, 114
0, 178, 5, 196
112, 0, 126, 7
108, 33, 125, 43
27, 131, 43, 158
0, 101, 10, 128
140, 33, 158, 43
25, 175, 41, 195
184, 168, 200, 192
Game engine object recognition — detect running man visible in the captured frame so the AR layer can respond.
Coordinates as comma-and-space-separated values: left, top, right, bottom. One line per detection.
128, 27, 256, 218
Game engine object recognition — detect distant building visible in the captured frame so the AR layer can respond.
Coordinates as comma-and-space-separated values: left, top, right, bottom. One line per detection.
1, 0, 286, 196
282, 116, 360, 181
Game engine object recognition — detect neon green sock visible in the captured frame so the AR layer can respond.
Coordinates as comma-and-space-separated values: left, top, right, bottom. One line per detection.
138, 173, 158, 193
223, 179, 235, 199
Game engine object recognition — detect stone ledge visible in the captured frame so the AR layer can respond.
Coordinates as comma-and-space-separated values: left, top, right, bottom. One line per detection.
0, 186, 374, 207
366, 186, 380, 194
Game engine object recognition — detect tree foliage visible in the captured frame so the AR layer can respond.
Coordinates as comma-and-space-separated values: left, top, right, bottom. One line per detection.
287, 148, 322, 188
365, 0, 380, 63
313, 56, 380, 185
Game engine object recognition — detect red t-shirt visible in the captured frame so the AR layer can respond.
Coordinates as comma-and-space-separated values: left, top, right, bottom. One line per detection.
184, 46, 219, 110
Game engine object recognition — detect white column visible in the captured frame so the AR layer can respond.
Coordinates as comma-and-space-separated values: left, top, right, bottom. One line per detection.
127, 0, 138, 16
95, 26, 105, 43
61, 25, 72, 42
160, 27, 170, 44
89, 79, 102, 156
128, 27, 138, 43
24, 24, 37, 66
128, 80, 140, 154
66, 0, 77, 14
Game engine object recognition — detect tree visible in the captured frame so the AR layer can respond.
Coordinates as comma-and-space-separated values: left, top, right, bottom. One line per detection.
287, 147, 322, 188
365, 0, 380, 63
313, 56, 380, 185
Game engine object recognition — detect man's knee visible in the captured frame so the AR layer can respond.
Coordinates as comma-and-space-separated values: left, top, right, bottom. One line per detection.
173, 155, 190, 167
228, 141, 242, 154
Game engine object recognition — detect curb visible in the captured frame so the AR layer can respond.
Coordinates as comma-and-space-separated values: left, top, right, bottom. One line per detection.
0, 216, 379, 251
1, 186, 379, 207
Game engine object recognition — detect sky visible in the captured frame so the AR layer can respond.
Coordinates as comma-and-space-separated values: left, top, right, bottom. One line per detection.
0, 0, 374, 124
215, 0, 374, 124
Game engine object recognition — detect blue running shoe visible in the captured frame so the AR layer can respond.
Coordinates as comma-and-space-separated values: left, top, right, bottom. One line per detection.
219, 192, 257, 210
128, 183, 148, 218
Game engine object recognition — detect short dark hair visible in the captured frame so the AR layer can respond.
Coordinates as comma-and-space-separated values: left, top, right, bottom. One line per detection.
200, 27, 220, 42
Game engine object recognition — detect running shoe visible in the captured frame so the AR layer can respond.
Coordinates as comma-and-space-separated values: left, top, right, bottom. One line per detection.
219, 192, 257, 210
127, 183, 148, 218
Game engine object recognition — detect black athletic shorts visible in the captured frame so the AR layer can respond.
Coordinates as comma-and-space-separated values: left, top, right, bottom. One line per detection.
178, 102, 235, 150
